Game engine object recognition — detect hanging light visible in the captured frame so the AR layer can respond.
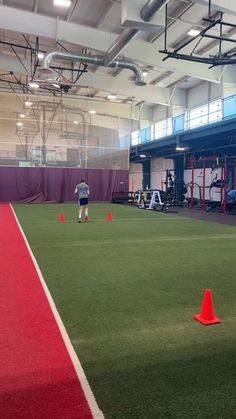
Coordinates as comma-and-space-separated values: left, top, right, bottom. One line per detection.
29, 82, 39, 89
187, 29, 200, 37
37, 52, 45, 60
54, 0, 71, 7
107, 94, 117, 100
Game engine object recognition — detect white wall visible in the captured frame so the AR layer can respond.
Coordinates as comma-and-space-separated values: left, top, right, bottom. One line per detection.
152, 105, 169, 123
184, 168, 222, 202
187, 81, 222, 109
151, 158, 174, 190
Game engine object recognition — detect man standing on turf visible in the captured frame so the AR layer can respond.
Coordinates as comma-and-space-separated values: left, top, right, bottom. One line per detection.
74, 179, 90, 223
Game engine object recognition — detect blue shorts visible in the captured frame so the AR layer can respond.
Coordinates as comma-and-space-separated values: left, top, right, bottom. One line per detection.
79, 198, 88, 206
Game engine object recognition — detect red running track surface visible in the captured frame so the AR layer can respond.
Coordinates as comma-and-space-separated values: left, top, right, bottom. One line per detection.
0, 204, 99, 419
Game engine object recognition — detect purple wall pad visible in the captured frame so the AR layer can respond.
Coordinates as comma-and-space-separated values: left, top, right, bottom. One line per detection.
0, 167, 129, 203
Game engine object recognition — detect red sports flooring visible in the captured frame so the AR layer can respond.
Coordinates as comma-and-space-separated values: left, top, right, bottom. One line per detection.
0, 204, 101, 419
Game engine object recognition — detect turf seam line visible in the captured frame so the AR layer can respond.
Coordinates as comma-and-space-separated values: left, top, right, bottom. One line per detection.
32, 234, 236, 249
10, 204, 104, 419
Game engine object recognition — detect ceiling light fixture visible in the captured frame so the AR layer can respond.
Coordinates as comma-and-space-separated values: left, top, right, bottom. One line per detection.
187, 29, 200, 37
19, 114, 25, 118
140, 154, 147, 158
73, 121, 79, 124
176, 146, 186, 152
89, 110, 96, 114
29, 82, 39, 89
52, 83, 60, 89
54, 0, 71, 7
37, 52, 45, 60
25, 101, 33, 107
107, 94, 117, 100
16, 122, 23, 127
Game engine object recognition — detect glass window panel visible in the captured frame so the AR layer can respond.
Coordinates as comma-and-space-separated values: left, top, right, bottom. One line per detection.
189, 104, 208, 128
131, 130, 140, 145
209, 99, 222, 123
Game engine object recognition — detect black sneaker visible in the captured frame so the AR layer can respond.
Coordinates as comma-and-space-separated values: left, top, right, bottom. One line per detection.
77, 219, 81, 223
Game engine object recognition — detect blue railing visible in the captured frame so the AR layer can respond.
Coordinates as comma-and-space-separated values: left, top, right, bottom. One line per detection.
121, 94, 236, 148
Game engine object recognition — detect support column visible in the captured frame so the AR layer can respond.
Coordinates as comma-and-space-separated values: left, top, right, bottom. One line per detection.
174, 155, 184, 204
142, 159, 151, 190
41, 105, 47, 166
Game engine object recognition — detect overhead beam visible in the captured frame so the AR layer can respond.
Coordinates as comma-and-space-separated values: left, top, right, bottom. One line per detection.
121, 0, 165, 32
0, 5, 229, 84
0, 53, 187, 107
194, 0, 236, 16
0, 90, 153, 121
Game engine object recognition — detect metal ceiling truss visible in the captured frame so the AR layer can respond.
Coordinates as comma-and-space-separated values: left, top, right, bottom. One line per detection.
160, 0, 236, 68
0, 36, 88, 96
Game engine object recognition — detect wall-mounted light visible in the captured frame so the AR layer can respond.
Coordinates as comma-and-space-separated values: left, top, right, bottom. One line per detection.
140, 154, 147, 158
89, 110, 96, 114
176, 136, 186, 151
142, 71, 148, 77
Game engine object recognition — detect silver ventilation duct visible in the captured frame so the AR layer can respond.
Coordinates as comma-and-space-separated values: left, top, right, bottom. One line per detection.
103, 0, 170, 66
38, 51, 146, 86
140, 0, 169, 22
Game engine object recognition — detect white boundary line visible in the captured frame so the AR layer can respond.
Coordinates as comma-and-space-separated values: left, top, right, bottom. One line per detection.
10, 204, 104, 419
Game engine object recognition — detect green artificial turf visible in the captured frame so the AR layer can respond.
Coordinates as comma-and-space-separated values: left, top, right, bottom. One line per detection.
13, 203, 236, 419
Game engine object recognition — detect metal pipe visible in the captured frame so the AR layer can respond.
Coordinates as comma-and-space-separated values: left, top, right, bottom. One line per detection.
103, 0, 170, 66
160, 51, 236, 66
202, 157, 206, 211
40, 51, 146, 86
160, 51, 215, 64
204, 34, 236, 43
191, 157, 194, 209
140, 0, 169, 22
103, 28, 138, 67
203, 18, 236, 29
223, 155, 227, 215
174, 18, 221, 53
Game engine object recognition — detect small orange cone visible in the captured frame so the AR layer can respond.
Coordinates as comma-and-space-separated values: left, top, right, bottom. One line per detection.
107, 211, 113, 221
59, 213, 65, 223
193, 289, 221, 325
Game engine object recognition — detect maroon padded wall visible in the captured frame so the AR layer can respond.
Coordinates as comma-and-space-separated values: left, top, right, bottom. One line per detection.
0, 167, 129, 203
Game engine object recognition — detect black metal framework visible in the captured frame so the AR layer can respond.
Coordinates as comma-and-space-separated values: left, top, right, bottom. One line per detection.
0, 35, 88, 96
160, 0, 236, 67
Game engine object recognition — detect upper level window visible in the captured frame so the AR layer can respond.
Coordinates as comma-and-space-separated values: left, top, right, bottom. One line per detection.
209, 99, 222, 123
189, 104, 208, 129
153, 118, 172, 139
131, 130, 140, 146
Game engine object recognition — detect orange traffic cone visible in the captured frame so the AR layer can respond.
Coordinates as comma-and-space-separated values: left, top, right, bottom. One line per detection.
59, 213, 65, 223
107, 211, 113, 221
193, 289, 221, 325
